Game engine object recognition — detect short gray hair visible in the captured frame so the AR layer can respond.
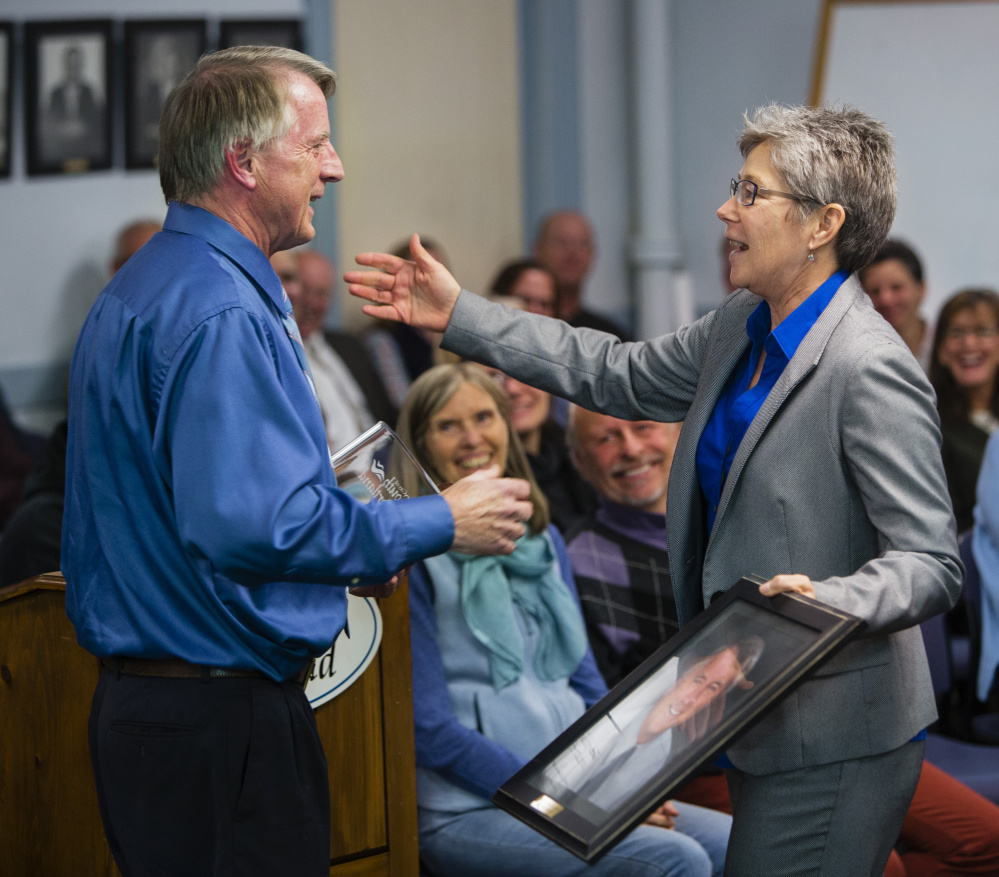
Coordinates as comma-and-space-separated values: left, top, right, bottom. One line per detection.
739, 104, 897, 275
159, 46, 337, 204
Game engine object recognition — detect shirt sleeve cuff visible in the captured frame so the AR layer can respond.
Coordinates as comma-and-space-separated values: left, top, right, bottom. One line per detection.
390, 493, 454, 565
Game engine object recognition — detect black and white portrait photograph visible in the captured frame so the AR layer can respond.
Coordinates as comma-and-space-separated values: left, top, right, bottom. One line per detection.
124, 21, 205, 169
219, 19, 302, 52
26, 21, 112, 175
0, 23, 12, 178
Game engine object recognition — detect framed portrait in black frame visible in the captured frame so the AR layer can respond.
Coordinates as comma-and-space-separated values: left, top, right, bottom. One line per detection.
494, 577, 864, 862
0, 23, 12, 178
219, 19, 302, 52
0, 21, 14, 178
124, 20, 206, 170
25, 20, 113, 176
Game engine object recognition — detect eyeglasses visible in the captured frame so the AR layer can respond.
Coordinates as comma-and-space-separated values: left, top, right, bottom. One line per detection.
730, 178, 823, 208
944, 325, 999, 342
485, 369, 512, 388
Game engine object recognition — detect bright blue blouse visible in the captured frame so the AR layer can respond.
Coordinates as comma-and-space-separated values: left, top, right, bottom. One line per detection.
696, 271, 849, 533
62, 202, 454, 681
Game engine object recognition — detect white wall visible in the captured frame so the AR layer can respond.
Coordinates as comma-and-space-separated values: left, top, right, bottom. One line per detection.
819, 1, 999, 320
577, 1, 631, 329
672, 0, 823, 313
333, 0, 522, 330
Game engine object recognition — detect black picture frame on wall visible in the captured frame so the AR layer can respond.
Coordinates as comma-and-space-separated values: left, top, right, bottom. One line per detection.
0, 23, 13, 179
219, 19, 302, 52
25, 20, 113, 176
494, 577, 864, 862
124, 20, 206, 170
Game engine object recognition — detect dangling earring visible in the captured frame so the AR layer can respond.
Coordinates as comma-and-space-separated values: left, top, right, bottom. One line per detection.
807, 250, 815, 262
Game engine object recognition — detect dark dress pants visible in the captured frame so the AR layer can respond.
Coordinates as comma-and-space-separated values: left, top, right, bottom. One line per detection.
724, 739, 924, 877
89, 667, 330, 877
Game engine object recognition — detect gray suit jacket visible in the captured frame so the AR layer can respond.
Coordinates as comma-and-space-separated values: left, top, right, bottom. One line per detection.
442, 275, 962, 775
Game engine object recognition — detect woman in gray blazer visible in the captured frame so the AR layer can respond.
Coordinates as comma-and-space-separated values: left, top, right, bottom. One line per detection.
347, 104, 962, 877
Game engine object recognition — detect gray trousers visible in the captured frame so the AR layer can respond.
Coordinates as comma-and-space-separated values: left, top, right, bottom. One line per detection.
724, 740, 925, 877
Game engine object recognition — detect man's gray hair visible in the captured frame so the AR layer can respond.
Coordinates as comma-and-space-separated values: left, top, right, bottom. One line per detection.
159, 46, 337, 204
738, 103, 897, 275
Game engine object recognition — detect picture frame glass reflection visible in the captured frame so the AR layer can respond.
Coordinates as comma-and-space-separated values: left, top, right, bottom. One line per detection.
494, 579, 863, 861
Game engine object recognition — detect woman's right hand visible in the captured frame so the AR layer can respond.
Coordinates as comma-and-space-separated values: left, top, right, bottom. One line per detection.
644, 800, 679, 830
345, 234, 461, 332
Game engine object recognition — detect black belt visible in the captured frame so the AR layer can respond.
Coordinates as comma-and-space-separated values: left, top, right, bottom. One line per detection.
101, 657, 312, 686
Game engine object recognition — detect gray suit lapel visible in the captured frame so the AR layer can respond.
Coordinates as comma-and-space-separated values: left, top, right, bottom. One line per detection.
712, 277, 863, 534
667, 291, 757, 624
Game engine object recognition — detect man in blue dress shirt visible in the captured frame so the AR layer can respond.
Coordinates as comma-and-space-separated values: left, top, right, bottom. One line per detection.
62, 46, 531, 877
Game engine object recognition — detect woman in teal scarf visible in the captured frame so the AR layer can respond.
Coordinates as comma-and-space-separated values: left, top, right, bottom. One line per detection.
397, 362, 731, 877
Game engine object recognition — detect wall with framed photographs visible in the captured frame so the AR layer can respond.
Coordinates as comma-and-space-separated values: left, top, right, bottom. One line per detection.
0, 0, 306, 430
0, 24, 14, 178
6, 2, 996, 427
123, 20, 208, 170
0, 0, 527, 437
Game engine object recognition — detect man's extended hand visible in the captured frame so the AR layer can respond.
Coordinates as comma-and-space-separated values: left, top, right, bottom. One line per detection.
345, 233, 461, 333
442, 466, 533, 555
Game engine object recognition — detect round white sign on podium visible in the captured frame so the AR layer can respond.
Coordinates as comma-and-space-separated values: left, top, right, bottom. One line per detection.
305, 594, 383, 710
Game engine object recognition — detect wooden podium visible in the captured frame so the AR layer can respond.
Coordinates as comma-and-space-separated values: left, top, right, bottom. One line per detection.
0, 573, 419, 877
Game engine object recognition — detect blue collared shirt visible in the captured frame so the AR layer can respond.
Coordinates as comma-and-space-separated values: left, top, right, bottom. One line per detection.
696, 271, 849, 533
63, 202, 454, 680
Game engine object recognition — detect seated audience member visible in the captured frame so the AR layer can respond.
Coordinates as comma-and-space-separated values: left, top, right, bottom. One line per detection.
859, 239, 933, 371
110, 218, 162, 275
365, 237, 450, 407
929, 288, 999, 532
396, 363, 730, 877
480, 283, 595, 533
975, 429, 999, 706
298, 249, 397, 428
534, 210, 633, 340
271, 249, 395, 451
565, 408, 682, 686
489, 367, 596, 535
884, 761, 999, 877
568, 409, 999, 877
490, 258, 558, 317
489, 258, 571, 427
565, 410, 735, 815
0, 388, 38, 532
0, 420, 66, 586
